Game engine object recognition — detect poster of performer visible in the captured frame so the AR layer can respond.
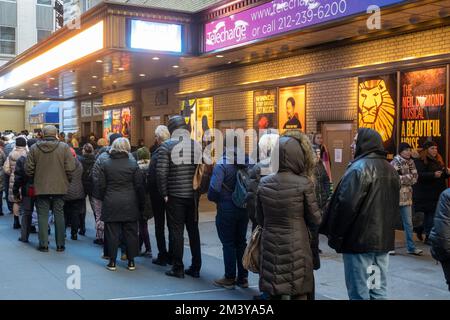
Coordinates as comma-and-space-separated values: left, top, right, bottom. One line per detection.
103, 110, 112, 139
112, 109, 121, 134
278, 85, 306, 133
196, 97, 214, 143
400, 67, 446, 154
254, 89, 277, 132
358, 74, 397, 158
121, 107, 131, 138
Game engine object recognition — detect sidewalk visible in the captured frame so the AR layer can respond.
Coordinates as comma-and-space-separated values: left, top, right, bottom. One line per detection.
0, 198, 449, 300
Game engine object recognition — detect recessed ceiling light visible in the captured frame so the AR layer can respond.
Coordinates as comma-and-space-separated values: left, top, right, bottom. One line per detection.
74, 90, 79, 93
227, 61, 232, 64
91, 86, 97, 89
88, 92, 92, 95
92, 75, 98, 79
71, 82, 76, 85
172, 65, 179, 68
33, 83, 39, 86
28, 95, 32, 98
49, 77, 55, 80
139, 74, 146, 77
96, 59, 103, 63
59, 95, 63, 97
39, 91, 44, 94
9, 92, 14, 95
216, 55, 224, 58
152, 57, 160, 61
113, 80, 118, 84
54, 87, 58, 90
20, 88, 25, 91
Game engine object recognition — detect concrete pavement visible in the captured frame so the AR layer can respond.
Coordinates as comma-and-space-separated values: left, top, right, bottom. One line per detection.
0, 198, 449, 300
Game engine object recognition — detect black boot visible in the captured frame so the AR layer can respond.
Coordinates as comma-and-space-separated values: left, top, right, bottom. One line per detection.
13, 216, 21, 229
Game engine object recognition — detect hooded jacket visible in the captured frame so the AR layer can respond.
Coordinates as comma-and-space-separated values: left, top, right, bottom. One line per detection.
4, 146, 28, 202
25, 137, 75, 196
256, 135, 321, 297
323, 128, 400, 253
430, 188, 450, 262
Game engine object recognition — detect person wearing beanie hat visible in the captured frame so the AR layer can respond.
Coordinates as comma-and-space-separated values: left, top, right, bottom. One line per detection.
109, 133, 122, 146
25, 123, 76, 252
157, 115, 203, 278
390, 143, 423, 256
14, 138, 37, 242
413, 140, 450, 244
135, 146, 152, 257
4, 136, 28, 229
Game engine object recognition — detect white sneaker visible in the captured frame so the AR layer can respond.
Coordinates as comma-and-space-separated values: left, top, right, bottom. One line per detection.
408, 249, 423, 256
388, 250, 396, 255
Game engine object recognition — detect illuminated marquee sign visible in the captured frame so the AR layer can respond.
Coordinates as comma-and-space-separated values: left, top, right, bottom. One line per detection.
0, 21, 104, 93
204, 0, 406, 52
129, 20, 182, 53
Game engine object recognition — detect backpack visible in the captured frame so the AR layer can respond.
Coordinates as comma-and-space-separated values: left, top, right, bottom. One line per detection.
193, 163, 214, 194
222, 167, 250, 208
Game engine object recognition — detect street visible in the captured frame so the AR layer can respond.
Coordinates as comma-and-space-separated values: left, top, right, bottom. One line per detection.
0, 198, 448, 300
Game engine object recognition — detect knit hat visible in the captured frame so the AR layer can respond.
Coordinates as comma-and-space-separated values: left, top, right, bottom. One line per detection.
398, 142, 412, 154
422, 140, 438, 150
168, 115, 188, 134
137, 147, 150, 161
42, 125, 58, 138
15, 136, 27, 147
27, 138, 37, 148
109, 133, 122, 146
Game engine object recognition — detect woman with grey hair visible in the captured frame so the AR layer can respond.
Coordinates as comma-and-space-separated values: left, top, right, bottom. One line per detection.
95, 137, 146, 271
148, 125, 173, 266
246, 133, 280, 231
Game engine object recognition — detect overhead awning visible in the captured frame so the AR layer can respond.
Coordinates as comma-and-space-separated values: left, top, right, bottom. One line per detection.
29, 101, 60, 124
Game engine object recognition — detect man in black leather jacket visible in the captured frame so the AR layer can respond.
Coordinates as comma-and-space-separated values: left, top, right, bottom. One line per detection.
157, 115, 203, 278
430, 188, 450, 291
323, 128, 400, 300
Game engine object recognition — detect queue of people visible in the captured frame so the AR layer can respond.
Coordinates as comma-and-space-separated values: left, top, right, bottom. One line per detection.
2, 121, 450, 300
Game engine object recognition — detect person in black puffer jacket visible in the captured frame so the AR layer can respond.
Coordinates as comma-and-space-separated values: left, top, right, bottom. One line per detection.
95, 137, 145, 271
63, 148, 85, 240
322, 128, 400, 300
430, 188, 450, 291
257, 132, 321, 300
78, 143, 96, 236
413, 140, 450, 244
157, 115, 202, 278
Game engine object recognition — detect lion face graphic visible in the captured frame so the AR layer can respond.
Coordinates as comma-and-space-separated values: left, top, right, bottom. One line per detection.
358, 79, 395, 142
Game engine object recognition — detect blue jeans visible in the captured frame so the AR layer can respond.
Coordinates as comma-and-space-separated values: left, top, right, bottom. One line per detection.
216, 200, 249, 280
400, 205, 416, 252
343, 252, 389, 300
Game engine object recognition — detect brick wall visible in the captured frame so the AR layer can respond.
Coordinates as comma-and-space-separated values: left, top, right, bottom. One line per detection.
179, 25, 450, 135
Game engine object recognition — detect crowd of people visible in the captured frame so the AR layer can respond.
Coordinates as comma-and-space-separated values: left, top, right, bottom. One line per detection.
1, 119, 450, 300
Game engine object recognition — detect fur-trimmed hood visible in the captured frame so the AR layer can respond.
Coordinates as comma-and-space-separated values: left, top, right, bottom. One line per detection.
281, 130, 316, 177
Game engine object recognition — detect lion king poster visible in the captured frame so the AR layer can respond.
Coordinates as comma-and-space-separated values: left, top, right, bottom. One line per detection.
358, 74, 397, 158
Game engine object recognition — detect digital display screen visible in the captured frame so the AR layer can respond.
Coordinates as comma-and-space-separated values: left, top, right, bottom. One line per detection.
130, 20, 182, 53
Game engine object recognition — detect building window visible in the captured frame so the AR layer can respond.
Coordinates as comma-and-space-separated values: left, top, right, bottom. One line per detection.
0, 26, 15, 55
37, 0, 52, 5
37, 29, 52, 42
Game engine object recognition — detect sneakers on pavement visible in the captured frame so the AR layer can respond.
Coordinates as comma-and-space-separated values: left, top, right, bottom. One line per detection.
213, 277, 236, 290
